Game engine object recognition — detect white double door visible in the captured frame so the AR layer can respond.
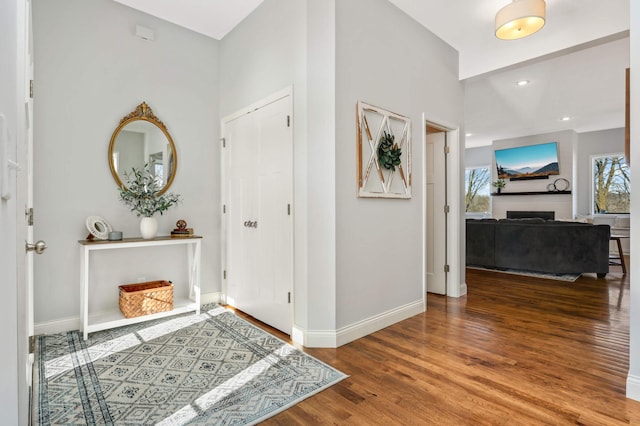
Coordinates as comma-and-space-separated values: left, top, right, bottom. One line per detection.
223, 93, 293, 334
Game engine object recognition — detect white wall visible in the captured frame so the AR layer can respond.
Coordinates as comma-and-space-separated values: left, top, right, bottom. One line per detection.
466, 145, 493, 169
220, 0, 463, 346
490, 130, 576, 219
32, 0, 219, 328
575, 127, 625, 216
627, 0, 640, 401
335, 0, 463, 328
220, 0, 341, 344
305, 1, 337, 337
219, 0, 323, 339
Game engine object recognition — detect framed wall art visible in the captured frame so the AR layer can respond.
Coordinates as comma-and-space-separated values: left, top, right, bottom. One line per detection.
356, 101, 412, 198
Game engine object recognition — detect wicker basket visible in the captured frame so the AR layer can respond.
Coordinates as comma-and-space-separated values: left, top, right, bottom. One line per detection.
118, 280, 174, 318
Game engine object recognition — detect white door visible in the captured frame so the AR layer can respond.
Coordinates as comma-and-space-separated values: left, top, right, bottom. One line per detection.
17, 0, 39, 421
426, 125, 447, 295
223, 93, 293, 334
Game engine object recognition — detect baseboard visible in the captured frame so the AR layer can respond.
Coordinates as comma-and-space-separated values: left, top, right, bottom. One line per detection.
459, 282, 468, 296
299, 299, 425, 348
336, 299, 425, 347
34, 316, 81, 336
201, 292, 222, 305
627, 374, 640, 401
34, 292, 222, 336
300, 329, 339, 348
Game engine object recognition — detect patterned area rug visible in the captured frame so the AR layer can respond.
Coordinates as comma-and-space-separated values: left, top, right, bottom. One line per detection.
33, 305, 347, 425
467, 266, 581, 282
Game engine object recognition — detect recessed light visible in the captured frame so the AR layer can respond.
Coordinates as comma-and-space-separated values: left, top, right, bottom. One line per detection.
465, 133, 473, 137
516, 80, 530, 86
560, 116, 571, 121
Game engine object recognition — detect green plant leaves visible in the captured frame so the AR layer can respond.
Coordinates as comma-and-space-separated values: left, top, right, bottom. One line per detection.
378, 131, 402, 171
118, 164, 181, 217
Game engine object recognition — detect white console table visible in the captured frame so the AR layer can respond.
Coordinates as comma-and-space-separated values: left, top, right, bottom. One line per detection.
79, 236, 202, 340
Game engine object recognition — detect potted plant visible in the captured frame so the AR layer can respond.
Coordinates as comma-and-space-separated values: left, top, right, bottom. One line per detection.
492, 178, 506, 194
118, 165, 181, 239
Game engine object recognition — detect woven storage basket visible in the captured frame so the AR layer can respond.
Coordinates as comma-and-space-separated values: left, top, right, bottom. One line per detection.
118, 280, 173, 318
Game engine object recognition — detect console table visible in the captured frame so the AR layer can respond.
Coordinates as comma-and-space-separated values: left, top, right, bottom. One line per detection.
79, 236, 202, 340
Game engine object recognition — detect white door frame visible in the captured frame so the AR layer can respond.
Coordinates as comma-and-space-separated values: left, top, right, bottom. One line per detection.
425, 125, 447, 295
220, 86, 294, 330
422, 114, 465, 299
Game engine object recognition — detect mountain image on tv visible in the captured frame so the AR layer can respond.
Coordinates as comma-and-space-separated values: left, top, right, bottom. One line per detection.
495, 142, 560, 180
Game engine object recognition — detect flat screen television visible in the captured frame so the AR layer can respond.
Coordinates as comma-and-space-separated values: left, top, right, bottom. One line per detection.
495, 142, 560, 181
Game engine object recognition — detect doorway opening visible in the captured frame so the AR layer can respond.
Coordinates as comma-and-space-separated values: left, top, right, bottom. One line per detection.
424, 118, 464, 300
425, 122, 449, 296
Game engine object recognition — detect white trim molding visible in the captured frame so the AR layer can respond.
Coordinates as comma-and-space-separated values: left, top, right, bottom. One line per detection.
459, 282, 468, 297
336, 299, 425, 347
627, 374, 640, 401
35, 316, 81, 336
200, 292, 222, 305
295, 299, 425, 348
422, 114, 464, 299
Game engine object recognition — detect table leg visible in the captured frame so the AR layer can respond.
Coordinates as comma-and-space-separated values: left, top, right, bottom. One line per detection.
616, 237, 626, 275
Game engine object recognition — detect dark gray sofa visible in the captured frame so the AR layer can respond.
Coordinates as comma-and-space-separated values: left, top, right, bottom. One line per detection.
466, 218, 610, 277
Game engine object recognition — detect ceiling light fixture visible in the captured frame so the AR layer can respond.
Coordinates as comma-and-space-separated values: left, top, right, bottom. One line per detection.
560, 116, 571, 121
516, 80, 530, 86
495, 0, 546, 40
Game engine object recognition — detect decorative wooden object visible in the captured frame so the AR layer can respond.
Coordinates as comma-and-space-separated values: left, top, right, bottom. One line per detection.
171, 219, 194, 237
356, 101, 412, 198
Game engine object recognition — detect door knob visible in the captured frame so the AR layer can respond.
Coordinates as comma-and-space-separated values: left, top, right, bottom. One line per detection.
26, 240, 47, 254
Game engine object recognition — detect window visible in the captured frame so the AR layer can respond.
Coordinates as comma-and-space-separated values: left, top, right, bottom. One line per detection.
592, 154, 630, 214
465, 167, 491, 214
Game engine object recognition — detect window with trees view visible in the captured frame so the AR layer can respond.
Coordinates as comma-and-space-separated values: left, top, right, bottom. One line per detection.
465, 167, 491, 213
592, 154, 630, 214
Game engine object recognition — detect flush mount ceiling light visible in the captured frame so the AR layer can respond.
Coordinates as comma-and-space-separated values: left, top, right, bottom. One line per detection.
496, 0, 546, 40
516, 80, 530, 86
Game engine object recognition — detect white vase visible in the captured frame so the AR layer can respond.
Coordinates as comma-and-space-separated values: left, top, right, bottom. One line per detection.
140, 216, 158, 239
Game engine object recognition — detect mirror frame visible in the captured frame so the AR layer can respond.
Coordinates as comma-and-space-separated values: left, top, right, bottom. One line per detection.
108, 102, 177, 194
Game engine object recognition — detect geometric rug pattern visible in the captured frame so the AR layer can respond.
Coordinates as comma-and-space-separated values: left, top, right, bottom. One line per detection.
34, 305, 347, 425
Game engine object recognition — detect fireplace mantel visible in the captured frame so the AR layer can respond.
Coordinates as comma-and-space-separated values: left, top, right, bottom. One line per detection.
492, 190, 571, 196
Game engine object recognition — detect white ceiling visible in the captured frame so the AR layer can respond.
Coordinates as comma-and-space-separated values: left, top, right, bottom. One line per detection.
112, 0, 630, 149
388, 0, 630, 148
463, 34, 629, 148
388, 0, 629, 80
112, 0, 264, 40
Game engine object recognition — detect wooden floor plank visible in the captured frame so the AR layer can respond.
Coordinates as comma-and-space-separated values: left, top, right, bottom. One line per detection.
233, 264, 640, 425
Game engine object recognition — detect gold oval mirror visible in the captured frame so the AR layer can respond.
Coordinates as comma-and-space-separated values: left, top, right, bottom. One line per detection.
108, 102, 177, 194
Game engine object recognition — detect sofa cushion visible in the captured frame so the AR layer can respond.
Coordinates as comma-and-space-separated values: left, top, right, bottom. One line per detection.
494, 222, 610, 274
466, 219, 496, 268
498, 218, 546, 224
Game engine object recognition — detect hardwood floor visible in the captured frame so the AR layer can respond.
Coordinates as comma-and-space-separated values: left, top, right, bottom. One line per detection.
235, 262, 640, 425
